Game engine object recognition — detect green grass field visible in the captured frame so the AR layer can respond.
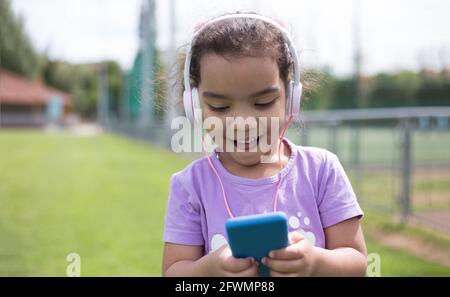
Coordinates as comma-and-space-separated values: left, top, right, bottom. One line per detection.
0, 130, 449, 276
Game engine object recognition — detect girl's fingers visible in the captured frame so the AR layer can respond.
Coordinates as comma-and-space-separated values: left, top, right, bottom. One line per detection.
289, 231, 304, 244
226, 263, 259, 277
223, 256, 255, 272
268, 242, 306, 260
269, 270, 299, 277
262, 256, 302, 273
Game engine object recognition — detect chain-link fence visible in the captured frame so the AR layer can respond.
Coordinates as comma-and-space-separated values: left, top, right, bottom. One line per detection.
285, 107, 450, 235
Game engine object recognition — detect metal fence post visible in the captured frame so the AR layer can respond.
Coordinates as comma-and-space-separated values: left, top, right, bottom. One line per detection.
351, 125, 362, 201
329, 122, 339, 155
301, 126, 308, 146
351, 125, 360, 166
399, 118, 412, 222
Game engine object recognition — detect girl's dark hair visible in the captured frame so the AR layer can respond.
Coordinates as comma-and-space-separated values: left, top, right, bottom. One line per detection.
174, 12, 319, 106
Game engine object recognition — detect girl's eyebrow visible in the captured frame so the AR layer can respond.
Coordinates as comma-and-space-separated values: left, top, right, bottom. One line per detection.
202, 86, 280, 100
202, 91, 229, 99
249, 86, 280, 98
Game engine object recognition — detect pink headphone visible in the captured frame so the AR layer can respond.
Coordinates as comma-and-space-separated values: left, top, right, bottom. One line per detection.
182, 13, 303, 218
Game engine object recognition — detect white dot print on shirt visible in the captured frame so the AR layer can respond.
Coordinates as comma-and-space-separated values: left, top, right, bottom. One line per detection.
210, 234, 228, 252
288, 216, 300, 229
288, 212, 316, 246
304, 217, 310, 226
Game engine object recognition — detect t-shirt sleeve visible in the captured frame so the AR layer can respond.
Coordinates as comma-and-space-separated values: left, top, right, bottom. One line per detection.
317, 151, 364, 228
163, 173, 205, 246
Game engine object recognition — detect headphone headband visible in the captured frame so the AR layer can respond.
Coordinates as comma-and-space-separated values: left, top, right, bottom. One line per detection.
183, 13, 301, 94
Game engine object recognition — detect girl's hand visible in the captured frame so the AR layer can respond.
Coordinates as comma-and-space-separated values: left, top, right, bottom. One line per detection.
262, 231, 318, 277
206, 244, 259, 277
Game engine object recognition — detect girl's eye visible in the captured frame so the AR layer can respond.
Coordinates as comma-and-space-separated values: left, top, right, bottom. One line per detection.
255, 98, 278, 108
207, 104, 229, 112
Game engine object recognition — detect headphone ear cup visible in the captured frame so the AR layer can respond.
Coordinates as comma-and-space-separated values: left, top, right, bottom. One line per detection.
183, 90, 194, 122
191, 88, 201, 122
286, 80, 302, 117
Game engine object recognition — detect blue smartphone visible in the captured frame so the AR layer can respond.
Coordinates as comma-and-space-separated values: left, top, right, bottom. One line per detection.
225, 212, 288, 277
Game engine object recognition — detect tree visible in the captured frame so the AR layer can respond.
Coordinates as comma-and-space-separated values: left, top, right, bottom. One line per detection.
330, 78, 358, 109
0, 0, 38, 78
302, 68, 337, 110
416, 73, 450, 106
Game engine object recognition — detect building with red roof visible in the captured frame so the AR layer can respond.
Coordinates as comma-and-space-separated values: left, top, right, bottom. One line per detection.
0, 69, 72, 126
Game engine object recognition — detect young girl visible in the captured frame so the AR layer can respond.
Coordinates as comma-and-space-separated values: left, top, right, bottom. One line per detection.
162, 12, 367, 277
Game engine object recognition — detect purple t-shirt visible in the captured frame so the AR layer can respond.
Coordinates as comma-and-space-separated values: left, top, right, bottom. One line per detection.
163, 138, 363, 254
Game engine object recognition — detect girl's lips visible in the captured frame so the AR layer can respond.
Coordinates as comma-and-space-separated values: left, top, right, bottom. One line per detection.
233, 136, 260, 151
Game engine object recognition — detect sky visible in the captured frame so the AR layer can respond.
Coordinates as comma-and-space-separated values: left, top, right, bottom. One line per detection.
10, 0, 450, 76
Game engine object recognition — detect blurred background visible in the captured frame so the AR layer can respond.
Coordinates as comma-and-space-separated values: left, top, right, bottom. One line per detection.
0, 0, 449, 276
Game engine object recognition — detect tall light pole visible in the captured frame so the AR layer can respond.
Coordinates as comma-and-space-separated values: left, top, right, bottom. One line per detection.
97, 63, 109, 127
165, 0, 177, 146
353, 0, 362, 106
351, 0, 363, 201
139, 0, 156, 127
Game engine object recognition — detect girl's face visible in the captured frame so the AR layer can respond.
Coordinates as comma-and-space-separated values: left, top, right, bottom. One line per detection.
198, 53, 287, 166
